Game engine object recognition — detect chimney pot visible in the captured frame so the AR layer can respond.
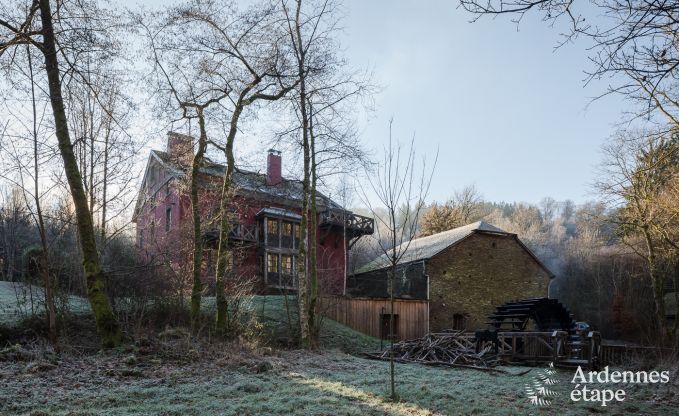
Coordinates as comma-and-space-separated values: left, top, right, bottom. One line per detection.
266, 149, 282, 186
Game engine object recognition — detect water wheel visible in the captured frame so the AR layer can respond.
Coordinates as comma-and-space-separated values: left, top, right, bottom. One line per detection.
486, 297, 576, 333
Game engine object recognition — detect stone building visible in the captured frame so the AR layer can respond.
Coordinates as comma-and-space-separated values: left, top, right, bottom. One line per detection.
339, 221, 553, 337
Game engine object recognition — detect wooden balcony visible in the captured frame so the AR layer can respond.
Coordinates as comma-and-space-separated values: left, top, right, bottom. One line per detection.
319, 209, 374, 238
230, 223, 258, 242
203, 223, 258, 248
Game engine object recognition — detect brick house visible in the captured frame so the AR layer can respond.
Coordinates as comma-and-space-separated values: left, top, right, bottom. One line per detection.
326, 221, 553, 339
132, 132, 374, 293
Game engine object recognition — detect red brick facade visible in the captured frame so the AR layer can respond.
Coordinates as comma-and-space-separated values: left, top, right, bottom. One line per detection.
133, 133, 373, 295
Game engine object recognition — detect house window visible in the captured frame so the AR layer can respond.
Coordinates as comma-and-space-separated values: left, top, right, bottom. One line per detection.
165, 207, 172, 232
281, 254, 294, 287
380, 314, 399, 341
267, 218, 279, 247
281, 255, 293, 275
267, 253, 279, 286
267, 253, 279, 273
281, 221, 294, 248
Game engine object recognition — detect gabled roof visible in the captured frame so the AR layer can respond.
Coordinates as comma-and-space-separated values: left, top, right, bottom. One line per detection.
357, 220, 554, 278
133, 149, 343, 221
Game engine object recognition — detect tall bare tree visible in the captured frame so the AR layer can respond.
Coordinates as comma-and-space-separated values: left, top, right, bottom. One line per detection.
0, 0, 122, 347
280, 0, 373, 347
145, 0, 297, 334
596, 130, 679, 343
460, 0, 679, 129
140, 3, 238, 334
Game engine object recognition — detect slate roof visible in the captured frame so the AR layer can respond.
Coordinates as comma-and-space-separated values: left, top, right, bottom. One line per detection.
151, 149, 342, 210
356, 221, 550, 275
256, 207, 303, 221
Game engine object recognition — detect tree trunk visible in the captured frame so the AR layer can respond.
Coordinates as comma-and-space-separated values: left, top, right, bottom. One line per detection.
190, 108, 209, 335
100, 116, 111, 242
215, 102, 244, 334
643, 227, 667, 342
292, 0, 312, 348
28, 44, 57, 349
389, 205, 397, 400
39, 0, 122, 348
308, 102, 319, 347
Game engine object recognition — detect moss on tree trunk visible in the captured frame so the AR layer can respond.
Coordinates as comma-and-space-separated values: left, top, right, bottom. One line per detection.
39, 0, 122, 348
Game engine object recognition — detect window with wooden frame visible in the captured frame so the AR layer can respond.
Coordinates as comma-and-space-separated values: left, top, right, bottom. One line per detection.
267, 218, 279, 247
280, 254, 294, 287
281, 255, 293, 274
266, 253, 280, 286
281, 221, 294, 248
267, 253, 279, 273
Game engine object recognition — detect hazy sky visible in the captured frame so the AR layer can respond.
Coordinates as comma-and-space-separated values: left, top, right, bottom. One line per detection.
131, 0, 628, 205
337, 1, 626, 205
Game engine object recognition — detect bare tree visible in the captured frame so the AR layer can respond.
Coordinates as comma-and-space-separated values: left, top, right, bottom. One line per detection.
359, 120, 436, 400
460, 0, 679, 128
140, 2, 238, 334
596, 130, 679, 343
66, 70, 138, 245
0, 0, 123, 347
144, 0, 298, 334
279, 0, 373, 347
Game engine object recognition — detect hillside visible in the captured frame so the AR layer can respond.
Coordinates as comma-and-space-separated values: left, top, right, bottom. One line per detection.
0, 282, 378, 353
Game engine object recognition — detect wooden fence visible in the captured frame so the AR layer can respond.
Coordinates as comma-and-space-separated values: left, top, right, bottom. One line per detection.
599, 343, 671, 366
319, 296, 429, 340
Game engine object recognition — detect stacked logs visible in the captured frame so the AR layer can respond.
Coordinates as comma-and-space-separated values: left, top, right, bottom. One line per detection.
363, 331, 501, 372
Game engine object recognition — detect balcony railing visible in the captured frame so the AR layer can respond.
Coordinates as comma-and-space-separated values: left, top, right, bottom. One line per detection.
203, 223, 258, 247
319, 209, 374, 237
229, 223, 258, 242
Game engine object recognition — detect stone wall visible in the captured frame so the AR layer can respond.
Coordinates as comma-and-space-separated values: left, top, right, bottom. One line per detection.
427, 232, 551, 331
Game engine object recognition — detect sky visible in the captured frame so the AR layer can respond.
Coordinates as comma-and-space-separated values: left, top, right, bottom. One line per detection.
129, 0, 629, 206
336, 0, 626, 205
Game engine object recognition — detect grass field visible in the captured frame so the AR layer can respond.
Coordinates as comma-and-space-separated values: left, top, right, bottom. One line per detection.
0, 281, 379, 354
0, 281, 90, 326
1, 347, 677, 415
1, 282, 677, 415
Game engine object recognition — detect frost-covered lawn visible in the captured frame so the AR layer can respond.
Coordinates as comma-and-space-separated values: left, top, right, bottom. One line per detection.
0, 281, 90, 326
1, 286, 677, 415
0, 285, 380, 354
1, 348, 677, 416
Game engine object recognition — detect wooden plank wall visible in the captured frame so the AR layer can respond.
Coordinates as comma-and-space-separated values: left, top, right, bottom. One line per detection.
319, 296, 429, 340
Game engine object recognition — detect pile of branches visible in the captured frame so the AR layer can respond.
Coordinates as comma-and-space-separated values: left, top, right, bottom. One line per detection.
364, 331, 502, 372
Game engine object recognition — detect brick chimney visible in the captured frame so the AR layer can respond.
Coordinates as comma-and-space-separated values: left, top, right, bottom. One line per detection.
266, 149, 282, 186
166, 132, 193, 166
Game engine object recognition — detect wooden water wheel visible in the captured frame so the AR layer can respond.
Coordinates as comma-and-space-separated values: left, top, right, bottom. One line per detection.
486, 297, 576, 333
